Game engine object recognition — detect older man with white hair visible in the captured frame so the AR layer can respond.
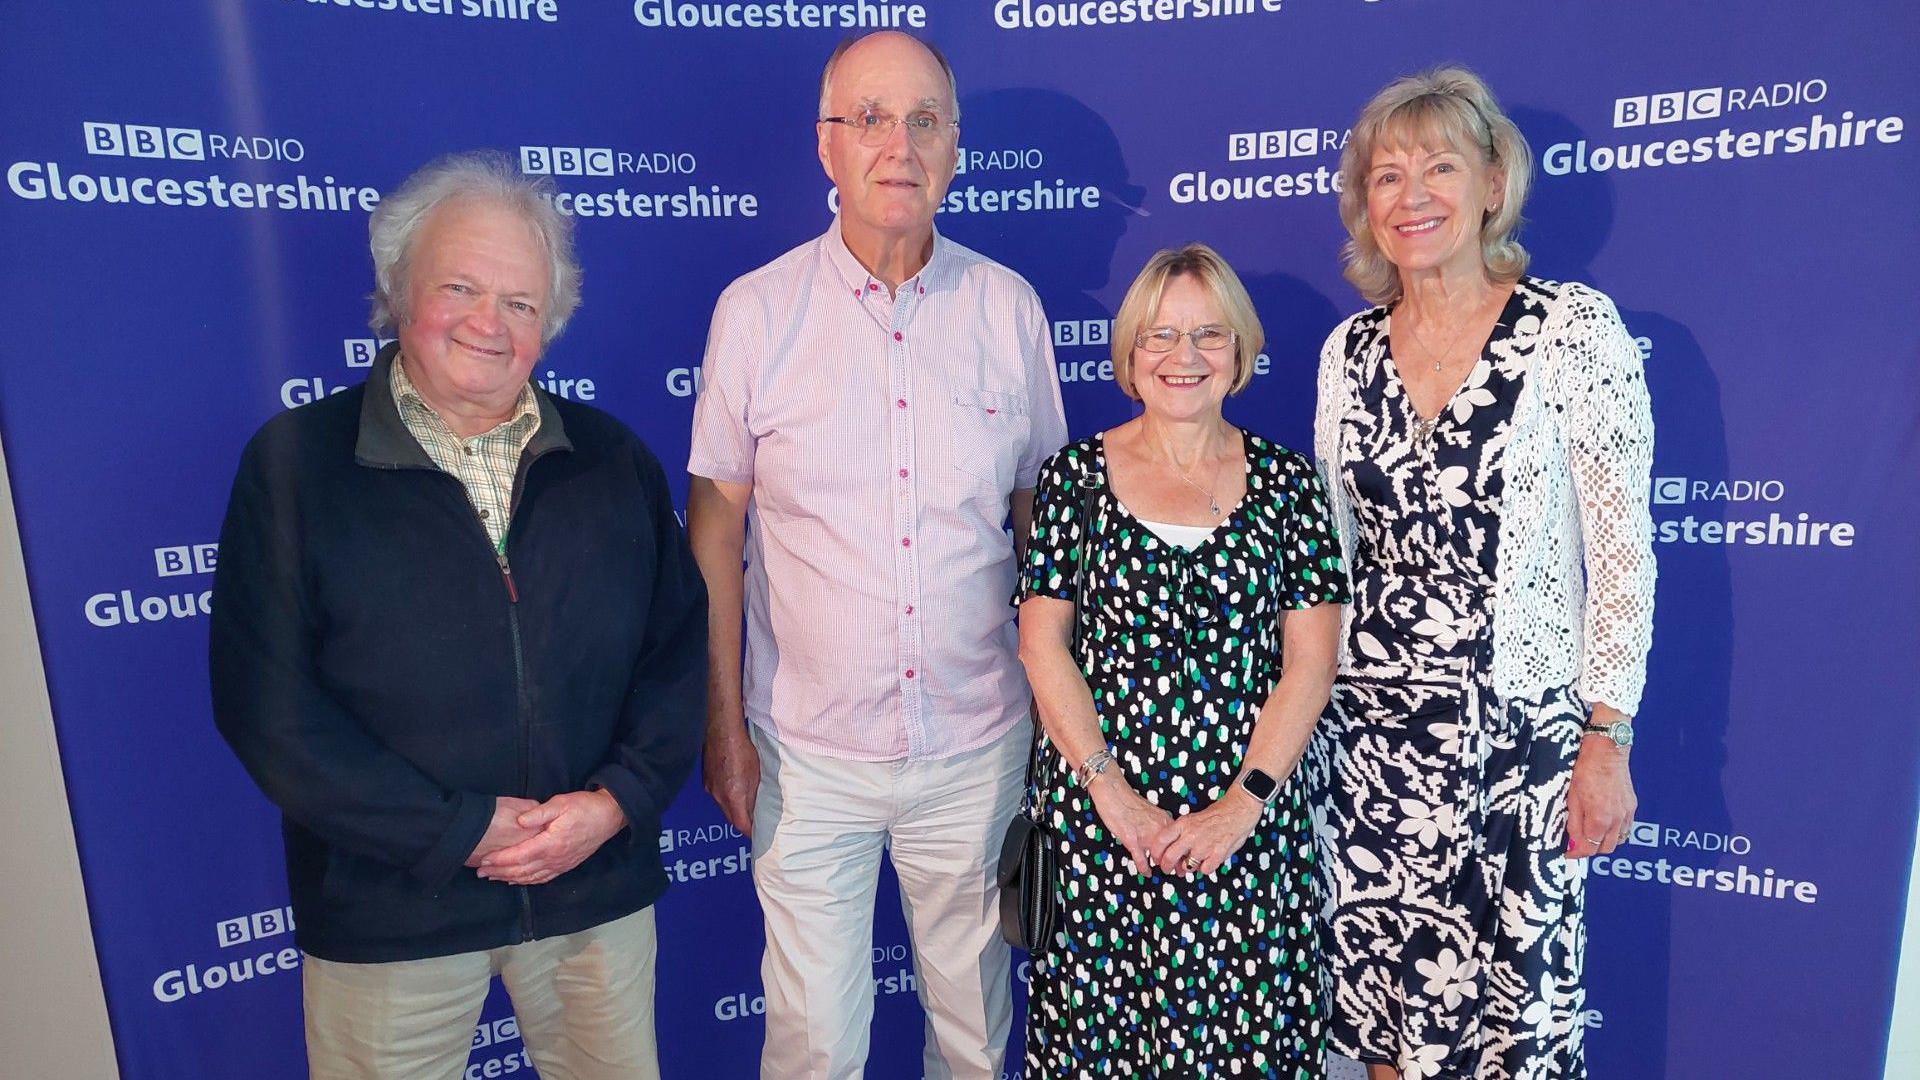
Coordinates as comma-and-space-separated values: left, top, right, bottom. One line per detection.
211, 150, 705, 1080
688, 30, 1068, 1080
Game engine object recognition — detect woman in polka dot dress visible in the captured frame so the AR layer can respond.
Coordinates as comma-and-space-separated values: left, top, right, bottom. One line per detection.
1015, 244, 1349, 1078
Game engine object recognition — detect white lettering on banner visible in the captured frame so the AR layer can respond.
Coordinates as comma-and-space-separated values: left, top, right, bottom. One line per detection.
216, 905, 296, 947
541, 186, 758, 219
658, 821, 751, 882
1053, 319, 1111, 348
1652, 512, 1855, 548
85, 123, 308, 163
1597, 820, 1819, 904
824, 181, 1102, 219
1652, 478, 1788, 506
1226, 128, 1345, 161
1591, 856, 1820, 904
1544, 112, 1904, 176
666, 366, 704, 398
633, 0, 927, 29
153, 543, 220, 578
714, 966, 917, 1021
466, 1050, 535, 1079
1168, 166, 1341, 203
152, 946, 303, 1003
471, 1017, 522, 1048
85, 589, 214, 627
344, 338, 396, 368
993, 0, 1284, 31
5, 162, 380, 213
535, 371, 597, 401
954, 147, 1045, 176
1613, 80, 1830, 127
1647, 478, 1856, 547
519, 147, 697, 176
294, 0, 561, 24
86, 541, 220, 629
658, 822, 745, 852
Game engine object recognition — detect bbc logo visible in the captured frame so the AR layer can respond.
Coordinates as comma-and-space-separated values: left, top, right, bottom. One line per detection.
343, 337, 395, 369
471, 1018, 522, 1048
216, 905, 296, 948
154, 544, 220, 578
519, 146, 615, 176
1052, 319, 1110, 347
1227, 128, 1321, 162
1612, 88, 1723, 128
84, 122, 205, 160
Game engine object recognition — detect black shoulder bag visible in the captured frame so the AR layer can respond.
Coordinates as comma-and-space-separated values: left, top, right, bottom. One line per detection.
997, 470, 1099, 951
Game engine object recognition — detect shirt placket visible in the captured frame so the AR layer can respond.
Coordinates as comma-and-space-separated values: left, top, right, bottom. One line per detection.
877, 274, 928, 759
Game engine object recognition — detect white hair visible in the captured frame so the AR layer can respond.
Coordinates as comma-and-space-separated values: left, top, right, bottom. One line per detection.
367, 150, 581, 344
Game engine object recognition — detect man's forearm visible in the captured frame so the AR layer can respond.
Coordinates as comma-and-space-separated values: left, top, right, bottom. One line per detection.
686, 478, 749, 739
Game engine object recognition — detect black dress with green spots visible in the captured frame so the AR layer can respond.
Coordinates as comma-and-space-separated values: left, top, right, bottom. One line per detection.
1014, 430, 1350, 1079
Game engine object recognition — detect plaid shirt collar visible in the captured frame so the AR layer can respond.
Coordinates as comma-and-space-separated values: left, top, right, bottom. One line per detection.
389, 352, 541, 448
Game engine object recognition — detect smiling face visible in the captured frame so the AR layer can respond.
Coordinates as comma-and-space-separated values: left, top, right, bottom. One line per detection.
1131, 274, 1239, 424
816, 33, 958, 248
396, 197, 550, 426
1364, 133, 1504, 284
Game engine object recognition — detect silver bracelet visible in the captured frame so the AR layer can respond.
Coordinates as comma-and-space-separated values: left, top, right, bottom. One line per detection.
1075, 748, 1115, 788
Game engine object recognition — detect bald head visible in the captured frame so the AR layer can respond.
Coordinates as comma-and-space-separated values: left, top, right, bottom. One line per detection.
817, 31, 959, 121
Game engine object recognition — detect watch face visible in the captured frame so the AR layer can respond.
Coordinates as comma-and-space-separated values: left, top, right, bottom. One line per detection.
1242, 769, 1278, 803
1609, 721, 1635, 747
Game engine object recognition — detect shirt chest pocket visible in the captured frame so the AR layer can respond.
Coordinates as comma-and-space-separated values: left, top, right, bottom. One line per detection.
949, 387, 1028, 490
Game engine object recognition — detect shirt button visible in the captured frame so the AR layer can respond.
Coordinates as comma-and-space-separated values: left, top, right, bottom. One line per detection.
868, 282, 879, 291
896, 398, 907, 409
463, 445, 476, 456
893, 331, 903, 342
904, 669, 916, 679
478, 508, 490, 519
898, 468, 909, 478
905, 605, 914, 615
901, 537, 911, 548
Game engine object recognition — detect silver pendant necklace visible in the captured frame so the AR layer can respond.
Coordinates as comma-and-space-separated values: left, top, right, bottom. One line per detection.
1152, 429, 1223, 516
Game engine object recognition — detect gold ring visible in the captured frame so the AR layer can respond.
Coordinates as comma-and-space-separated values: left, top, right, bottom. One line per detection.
1182, 856, 1201, 872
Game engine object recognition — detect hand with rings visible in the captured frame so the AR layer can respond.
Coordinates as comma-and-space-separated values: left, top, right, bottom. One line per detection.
1151, 796, 1262, 878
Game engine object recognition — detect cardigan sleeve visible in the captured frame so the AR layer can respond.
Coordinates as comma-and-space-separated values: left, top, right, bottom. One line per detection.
1557, 285, 1657, 715
1314, 315, 1362, 669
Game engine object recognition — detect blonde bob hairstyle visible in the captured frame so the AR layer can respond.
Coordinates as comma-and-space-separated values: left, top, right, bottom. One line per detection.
1110, 243, 1264, 401
1337, 65, 1533, 307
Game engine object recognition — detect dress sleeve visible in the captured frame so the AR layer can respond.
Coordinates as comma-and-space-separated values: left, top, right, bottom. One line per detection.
1014, 444, 1092, 605
1276, 452, 1352, 610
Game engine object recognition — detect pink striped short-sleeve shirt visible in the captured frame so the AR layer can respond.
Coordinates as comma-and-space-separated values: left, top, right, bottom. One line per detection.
689, 220, 1068, 761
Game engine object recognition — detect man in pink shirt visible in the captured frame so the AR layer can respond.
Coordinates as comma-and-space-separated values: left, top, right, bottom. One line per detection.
686, 30, 1068, 1080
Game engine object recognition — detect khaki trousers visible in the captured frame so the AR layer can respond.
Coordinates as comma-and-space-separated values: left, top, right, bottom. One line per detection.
750, 721, 1028, 1080
302, 906, 658, 1080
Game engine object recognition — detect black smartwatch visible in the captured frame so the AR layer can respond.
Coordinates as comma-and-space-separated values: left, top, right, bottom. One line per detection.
1239, 768, 1280, 806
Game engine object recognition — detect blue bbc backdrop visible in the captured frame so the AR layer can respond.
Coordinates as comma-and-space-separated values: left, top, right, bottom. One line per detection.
2, 1, 1917, 1077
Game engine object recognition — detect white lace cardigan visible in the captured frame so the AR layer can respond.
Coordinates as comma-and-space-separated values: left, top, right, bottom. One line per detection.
1313, 280, 1657, 715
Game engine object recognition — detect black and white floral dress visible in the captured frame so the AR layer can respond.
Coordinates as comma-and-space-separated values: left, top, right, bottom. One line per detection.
1308, 280, 1590, 1079
1016, 430, 1349, 1079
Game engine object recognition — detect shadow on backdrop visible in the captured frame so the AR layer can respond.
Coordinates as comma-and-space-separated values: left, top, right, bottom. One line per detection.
1514, 104, 1734, 1076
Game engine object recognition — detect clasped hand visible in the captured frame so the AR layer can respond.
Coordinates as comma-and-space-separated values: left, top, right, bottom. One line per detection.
466, 791, 628, 886
1092, 778, 1261, 878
